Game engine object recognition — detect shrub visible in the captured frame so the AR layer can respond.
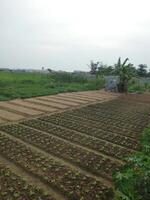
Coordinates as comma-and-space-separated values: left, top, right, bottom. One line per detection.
113, 127, 150, 200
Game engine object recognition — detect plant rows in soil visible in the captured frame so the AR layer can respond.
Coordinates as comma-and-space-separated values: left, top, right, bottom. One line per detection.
20, 119, 134, 160
92, 99, 150, 111
0, 132, 113, 200
76, 105, 146, 123
38, 115, 138, 150
0, 162, 55, 200
19, 120, 134, 159
69, 107, 148, 125
86, 99, 150, 113
1, 97, 149, 200
48, 112, 139, 139
86, 101, 150, 117
78, 107, 149, 129
69, 108, 149, 130
0, 124, 122, 180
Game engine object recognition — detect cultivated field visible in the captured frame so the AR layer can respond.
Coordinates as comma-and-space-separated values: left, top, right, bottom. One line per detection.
0, 91, 150, 200
0, 90, 117, 123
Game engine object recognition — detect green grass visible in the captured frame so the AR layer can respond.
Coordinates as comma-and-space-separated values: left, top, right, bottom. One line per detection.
0, 71, 105, 101
128, 78, 150, 93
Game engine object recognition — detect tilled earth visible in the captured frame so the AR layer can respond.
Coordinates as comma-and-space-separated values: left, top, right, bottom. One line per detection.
0, 91, 150, 200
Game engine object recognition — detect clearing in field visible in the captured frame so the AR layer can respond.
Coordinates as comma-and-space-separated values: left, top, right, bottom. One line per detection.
0, 91, 150, 200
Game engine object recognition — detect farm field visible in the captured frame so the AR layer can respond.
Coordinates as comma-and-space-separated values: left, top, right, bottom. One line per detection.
0, 92, 150, 199
0, 90, 117, 124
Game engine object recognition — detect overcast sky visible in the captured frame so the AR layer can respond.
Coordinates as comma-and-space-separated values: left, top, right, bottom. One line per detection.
0, 0, 150, 71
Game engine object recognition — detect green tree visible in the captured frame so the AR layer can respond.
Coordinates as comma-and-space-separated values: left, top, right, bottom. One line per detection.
97, 62, 114, 76
88, 61, 99, 75
137, 64, 148, 77
115, 57, 135, 93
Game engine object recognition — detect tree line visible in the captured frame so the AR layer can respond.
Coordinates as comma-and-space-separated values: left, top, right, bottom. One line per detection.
89, 60, 150, 77
89, 58, 150, 93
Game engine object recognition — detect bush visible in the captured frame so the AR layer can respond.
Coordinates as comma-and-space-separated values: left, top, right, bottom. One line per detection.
50, 72, 89, 83
113, 127, 150, 200
128, 78, 150, 93
88, 76, 106, 90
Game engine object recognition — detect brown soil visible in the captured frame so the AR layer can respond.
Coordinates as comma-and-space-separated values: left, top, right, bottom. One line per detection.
13, 99, 57, 112
0, 90, 118, 124
0, 108, 25, 121
0, 91, 149, 200
39, 96, 82, 105
0, 102, 42, 116
51, 95, 90, 104
30, 97, 70, 108
58, 93, 97, 101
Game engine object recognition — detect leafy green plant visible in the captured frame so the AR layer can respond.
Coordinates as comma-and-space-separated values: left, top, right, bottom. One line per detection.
113, 127, 150, 200
115, 57, 136, 93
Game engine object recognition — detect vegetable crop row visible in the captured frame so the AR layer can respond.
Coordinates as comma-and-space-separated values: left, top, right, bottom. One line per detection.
90, 99, 150, 111
0, 132, 113, 200
86, 106, 149, 117
86, 100, 150, 116
0, 123, 121, 180
38, 115, 138, 150
53, 112, 140, 139
81, 106, 149, 125
74, 107, 149, 128
20, 120, 134, 160
0, 162, 55, 200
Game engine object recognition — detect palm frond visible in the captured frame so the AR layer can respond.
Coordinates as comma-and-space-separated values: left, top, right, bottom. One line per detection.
122, 58, 129, 67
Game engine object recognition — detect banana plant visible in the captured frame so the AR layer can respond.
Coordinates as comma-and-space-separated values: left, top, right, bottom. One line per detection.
115, 57, 135, 93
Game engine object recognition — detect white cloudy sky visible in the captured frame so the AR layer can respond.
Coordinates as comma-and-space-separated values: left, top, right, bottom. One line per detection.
0, 0, 150, 71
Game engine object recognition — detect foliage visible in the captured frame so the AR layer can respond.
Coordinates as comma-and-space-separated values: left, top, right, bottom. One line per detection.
50, 72, 88, 83
137, 64, 148, 77
128, 78, 150, 93
89, 61, 115, 76
97, 63, 115, 76
0, 71, 105, 101
88, 59, 150, 93
114, 57, 136, 92
88, 60, 100, 75
113, 127, 150, 200
88, 59, 150, 79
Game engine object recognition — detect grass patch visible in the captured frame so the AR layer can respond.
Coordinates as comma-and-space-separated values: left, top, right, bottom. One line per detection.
0, 71, 105, 101
128, 78, 150, 93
